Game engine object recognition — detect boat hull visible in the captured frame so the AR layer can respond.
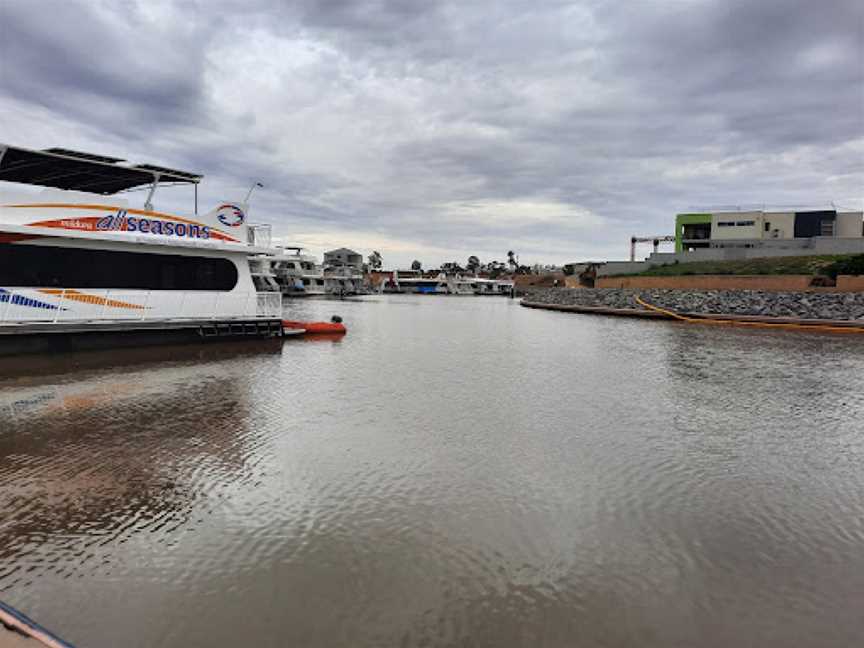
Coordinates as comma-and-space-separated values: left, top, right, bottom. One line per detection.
0, 318, 285, 357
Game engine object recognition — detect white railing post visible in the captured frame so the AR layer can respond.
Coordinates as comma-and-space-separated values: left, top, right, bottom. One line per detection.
0, 290, 13, 323
99, 290, 110, 321
52, 289, 65, 324
140, 290, 151, 321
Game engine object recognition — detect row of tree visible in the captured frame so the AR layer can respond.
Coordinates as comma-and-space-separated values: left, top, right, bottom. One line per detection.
367, 250, 528, 275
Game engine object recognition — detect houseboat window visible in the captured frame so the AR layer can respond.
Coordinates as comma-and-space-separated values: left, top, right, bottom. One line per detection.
717, 221, 735, 227
735, 220, 755, 226
285, 262, 296, 269
0, 243, 238, 291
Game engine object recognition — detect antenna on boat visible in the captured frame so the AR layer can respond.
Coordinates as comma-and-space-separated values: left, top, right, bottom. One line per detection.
144, 175, 160, 211
245, 181, 264, 204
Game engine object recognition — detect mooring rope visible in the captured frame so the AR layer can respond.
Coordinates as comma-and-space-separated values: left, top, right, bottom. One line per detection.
634, 295, 864, 335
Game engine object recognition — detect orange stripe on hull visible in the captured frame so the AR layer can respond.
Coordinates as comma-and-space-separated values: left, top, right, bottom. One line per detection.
5, 203, 240, 242
7, 203, 204, 225
37, 289, 147, 310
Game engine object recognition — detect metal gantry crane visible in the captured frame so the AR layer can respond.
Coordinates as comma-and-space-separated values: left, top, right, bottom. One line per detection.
630, 235, 676, 261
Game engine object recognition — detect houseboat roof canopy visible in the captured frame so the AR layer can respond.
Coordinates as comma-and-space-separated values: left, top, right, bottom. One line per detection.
0, 144, 202, 194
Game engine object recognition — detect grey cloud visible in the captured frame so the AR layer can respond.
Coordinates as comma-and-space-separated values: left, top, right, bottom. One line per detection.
600, 0, 864, 148
0, 0, 861, 266
0, 0, 211, 133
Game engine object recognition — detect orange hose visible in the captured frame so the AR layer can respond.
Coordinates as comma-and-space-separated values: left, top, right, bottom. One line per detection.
634, 296, 864, 335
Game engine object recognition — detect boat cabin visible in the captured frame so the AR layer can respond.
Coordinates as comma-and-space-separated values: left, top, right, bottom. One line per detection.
0, 144, 282, 335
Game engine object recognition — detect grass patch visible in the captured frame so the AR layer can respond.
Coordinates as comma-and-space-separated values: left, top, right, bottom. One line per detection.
635, 255, 861, 277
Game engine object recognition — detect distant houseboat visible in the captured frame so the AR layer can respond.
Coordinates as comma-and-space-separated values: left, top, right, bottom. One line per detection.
383, 271, 514, 296
385, 271, 449, 294
323, 247, 366, 296
273, 247, 327, 296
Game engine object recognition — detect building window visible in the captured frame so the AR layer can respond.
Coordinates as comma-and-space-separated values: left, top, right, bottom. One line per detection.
717, 221, 735, 227
735, 220, 755, 226
764, 222, 771, 232
0, 243, 238, 291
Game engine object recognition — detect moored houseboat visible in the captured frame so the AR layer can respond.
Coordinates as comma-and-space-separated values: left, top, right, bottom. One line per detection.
472, 277, 515, 296
0, 144, 285, 354
272, 247, 327, 296
383, 271, 448, 294
322, 247, 366, 297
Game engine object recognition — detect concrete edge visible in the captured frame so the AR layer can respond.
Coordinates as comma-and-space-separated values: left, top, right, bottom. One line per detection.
520, 300, 864, 329
520, 301, 668, 318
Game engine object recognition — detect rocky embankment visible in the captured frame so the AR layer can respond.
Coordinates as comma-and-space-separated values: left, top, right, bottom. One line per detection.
522, 287, 864, 321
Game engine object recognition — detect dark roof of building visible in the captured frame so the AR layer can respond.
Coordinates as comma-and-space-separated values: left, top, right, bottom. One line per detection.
325, 248, 361, 256
0, 144, 201, 194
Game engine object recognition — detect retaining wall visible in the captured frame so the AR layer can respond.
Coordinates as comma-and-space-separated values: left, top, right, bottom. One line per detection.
837, 275, 864, 291
596, 275, 817, 291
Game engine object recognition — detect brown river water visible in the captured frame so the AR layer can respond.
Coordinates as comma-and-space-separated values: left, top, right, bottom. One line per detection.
1, 295, 863, 647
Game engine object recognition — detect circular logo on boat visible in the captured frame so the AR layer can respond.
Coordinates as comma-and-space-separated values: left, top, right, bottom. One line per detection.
216, 204, 245, 227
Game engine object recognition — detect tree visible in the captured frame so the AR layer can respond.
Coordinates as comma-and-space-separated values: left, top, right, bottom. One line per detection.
368, 250, 382, 270
411, 259, 422, 271
467, 255, 480, 272
506, 250, 518, 271
487, 260, 505, 278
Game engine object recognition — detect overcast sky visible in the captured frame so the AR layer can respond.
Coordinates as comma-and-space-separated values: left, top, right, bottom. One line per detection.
1, 0, 862, 267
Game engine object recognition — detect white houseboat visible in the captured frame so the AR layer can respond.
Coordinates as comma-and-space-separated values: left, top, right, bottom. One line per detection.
322, 248, 366, 297
383, 271, 448, 294
473, 277, 515, 296
0, 144, 285, 354
383, 271, 514, 296
272, 247, 327, 296
445, 275, 479, 295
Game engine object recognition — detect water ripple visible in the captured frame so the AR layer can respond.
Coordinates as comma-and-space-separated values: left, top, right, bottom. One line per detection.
1, 298, 863, 647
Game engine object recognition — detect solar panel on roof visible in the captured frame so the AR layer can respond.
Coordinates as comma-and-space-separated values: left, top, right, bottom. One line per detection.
1, 145, 203, 193
133, 164, 202, 181
42, 148, 126, 164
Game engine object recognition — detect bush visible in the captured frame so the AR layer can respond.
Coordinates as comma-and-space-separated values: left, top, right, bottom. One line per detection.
824, 254, 864, 279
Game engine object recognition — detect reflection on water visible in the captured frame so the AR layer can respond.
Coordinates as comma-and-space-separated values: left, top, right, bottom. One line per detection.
1, 297, 863, 648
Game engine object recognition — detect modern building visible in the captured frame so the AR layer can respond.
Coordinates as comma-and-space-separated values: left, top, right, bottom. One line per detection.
676, 208, 864, 252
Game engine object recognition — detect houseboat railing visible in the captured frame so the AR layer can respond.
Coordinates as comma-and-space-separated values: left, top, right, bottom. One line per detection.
0, 290, 282, 324
247, 224, 272, 247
